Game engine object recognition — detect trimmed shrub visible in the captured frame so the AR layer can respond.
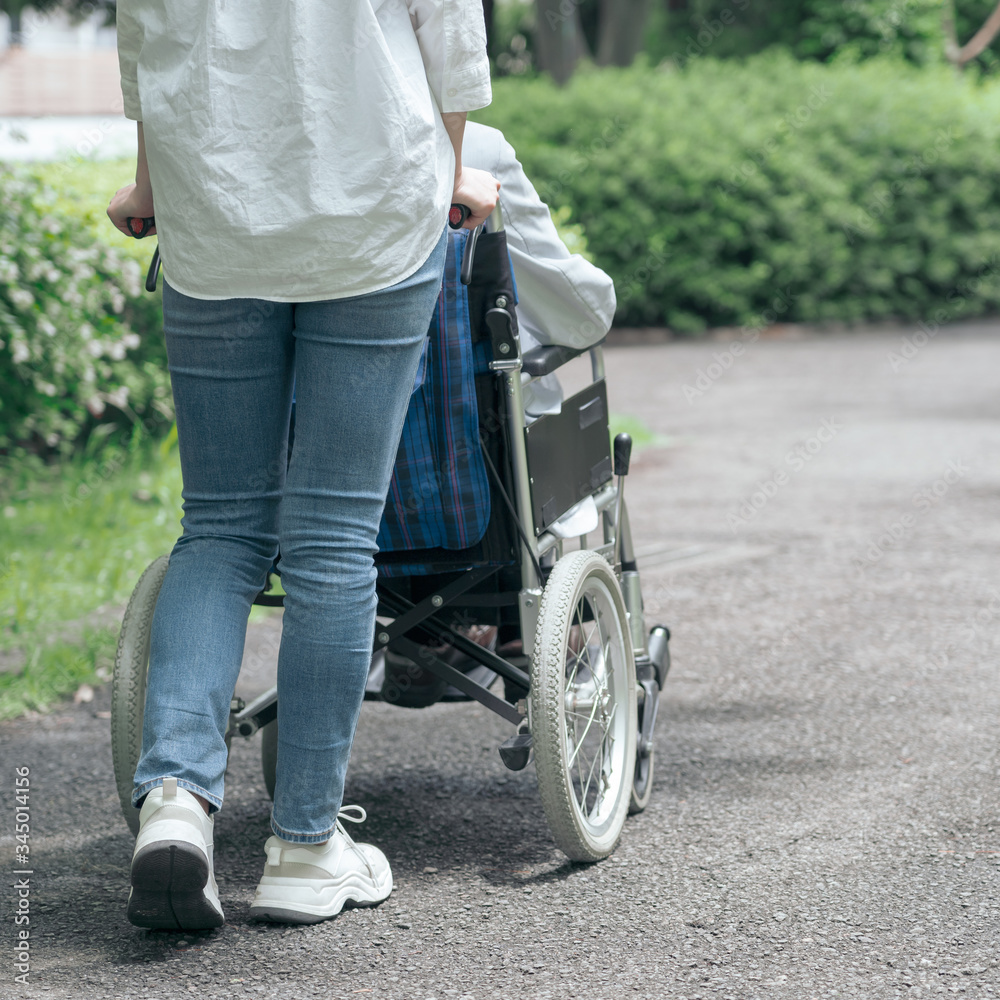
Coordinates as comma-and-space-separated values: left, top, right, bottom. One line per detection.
0, 168, 172, 454
475, 54, 1000, 332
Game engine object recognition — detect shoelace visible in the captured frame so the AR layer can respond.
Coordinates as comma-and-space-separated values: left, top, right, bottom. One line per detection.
267, 805, 372, 868
337, 805, 367, 826
336, 805, 375, 877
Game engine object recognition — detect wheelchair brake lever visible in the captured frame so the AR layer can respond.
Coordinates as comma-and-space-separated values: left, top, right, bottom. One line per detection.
449, 203, 484, 286
144, 244, 161, 293
460, 223, 483, 286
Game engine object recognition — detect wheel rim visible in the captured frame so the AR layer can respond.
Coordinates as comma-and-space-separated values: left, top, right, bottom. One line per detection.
560, 578, 631, 835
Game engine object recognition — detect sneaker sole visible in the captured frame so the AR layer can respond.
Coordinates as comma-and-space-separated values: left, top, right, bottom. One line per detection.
127, 841, 224, 930
249, 870, 393, 925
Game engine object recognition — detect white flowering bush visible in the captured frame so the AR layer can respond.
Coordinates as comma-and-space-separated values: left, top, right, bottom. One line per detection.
0, 169, 172, 454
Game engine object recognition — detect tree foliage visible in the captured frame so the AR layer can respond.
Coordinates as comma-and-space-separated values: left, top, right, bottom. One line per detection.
518, 0, 1000, 80
1, 0, 114, 43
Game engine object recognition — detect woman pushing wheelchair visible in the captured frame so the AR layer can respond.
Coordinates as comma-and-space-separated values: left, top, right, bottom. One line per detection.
107, 0, 498, 929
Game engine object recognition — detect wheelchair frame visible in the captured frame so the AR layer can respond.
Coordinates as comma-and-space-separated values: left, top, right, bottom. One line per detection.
112, 206, 670, 862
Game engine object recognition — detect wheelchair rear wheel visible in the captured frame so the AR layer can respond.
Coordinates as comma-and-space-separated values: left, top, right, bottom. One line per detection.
261, 718, 277, 801
111, 555, 170, 837
530, 550, 637, 861
110, 554, 235, 834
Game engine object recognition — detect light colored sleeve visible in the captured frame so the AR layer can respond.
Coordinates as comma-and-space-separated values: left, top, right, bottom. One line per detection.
116, 0, 144, 121
464, 124, 616, 350
406, 0, 492, 113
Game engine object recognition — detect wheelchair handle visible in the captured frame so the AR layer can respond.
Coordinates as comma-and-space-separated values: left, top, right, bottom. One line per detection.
125, 216, 155, 239
453, 201, 505, 286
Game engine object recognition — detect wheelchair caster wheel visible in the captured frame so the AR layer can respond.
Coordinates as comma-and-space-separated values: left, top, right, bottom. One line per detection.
629, 693, 657, 815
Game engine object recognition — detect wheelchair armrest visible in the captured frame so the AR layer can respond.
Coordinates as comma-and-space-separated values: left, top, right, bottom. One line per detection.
521, 339, 606, 377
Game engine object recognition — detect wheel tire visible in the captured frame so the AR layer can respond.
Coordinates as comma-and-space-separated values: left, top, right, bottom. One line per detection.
530, 550, 637, 861
261, 719, 277, 802
111, 555, 170, 837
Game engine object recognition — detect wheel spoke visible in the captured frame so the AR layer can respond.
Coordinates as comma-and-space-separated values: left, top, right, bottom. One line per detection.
578, 723, 606, 813
572, 699, 619, 816
565, 692, 601, 768
564, 614, 598, 691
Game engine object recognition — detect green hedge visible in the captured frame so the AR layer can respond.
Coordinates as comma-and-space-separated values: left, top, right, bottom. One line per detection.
0, 167, 171, 455
474, 54, 1000, 332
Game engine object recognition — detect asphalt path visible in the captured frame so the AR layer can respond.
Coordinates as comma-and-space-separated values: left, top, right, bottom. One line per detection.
2, 326, 999, 999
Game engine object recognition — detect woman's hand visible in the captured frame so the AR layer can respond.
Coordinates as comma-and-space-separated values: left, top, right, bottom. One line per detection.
108, 123, 156, 238
107, 181, 156, 238
452, 166, 500, 230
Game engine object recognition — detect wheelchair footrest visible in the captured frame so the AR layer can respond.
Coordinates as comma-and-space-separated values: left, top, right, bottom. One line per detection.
498, 731, 533, 771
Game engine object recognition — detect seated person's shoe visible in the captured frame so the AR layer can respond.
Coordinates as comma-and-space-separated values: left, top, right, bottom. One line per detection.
127, 777, 224, 930
381, 646, 448, 707
381, 626, 498, 707
249, 806, 392, 924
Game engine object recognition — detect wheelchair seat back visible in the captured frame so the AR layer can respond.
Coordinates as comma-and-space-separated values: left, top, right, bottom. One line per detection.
377, 232, 492, 560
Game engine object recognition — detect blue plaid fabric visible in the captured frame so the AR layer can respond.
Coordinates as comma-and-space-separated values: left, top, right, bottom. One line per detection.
376, 231, 491, 557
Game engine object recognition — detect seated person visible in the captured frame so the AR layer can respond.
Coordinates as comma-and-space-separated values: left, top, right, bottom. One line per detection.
378, 125, 617, 705
463, 121, 617, 417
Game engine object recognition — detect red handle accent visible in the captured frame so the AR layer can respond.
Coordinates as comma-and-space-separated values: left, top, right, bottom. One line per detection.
125, 216, 155, 238
449, 204, 470, 229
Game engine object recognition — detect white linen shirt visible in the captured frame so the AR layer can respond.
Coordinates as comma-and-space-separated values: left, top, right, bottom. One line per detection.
117, 0, 492, 301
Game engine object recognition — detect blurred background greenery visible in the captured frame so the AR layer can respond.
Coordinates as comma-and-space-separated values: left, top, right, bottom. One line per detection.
3, 0, 1000, 712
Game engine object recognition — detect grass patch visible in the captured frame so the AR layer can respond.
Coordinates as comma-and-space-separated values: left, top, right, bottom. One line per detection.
1, 437, 183, 644
609, 413, 669, 453
0, 434, 282, 719
0, 626, 116, 721
0, 437, 184, 714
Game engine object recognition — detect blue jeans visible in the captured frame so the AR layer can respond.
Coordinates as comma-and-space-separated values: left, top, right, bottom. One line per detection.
133, 230, 447, 843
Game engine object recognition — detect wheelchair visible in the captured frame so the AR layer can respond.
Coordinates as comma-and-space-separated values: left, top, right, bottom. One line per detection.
111, 206, 671, 862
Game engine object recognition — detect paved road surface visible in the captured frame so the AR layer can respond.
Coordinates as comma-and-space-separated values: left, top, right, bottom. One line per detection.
3, 327, 999, 999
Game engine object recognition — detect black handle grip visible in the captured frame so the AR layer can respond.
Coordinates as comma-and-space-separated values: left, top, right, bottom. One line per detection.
125, 216, 155, 239
448, 204, 470, 230
614, 432, 632, 477
145, 245, 161, 293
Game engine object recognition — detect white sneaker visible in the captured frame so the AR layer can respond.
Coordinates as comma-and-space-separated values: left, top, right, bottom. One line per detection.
249, 806, 392, 924
126, 778, 224, 930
